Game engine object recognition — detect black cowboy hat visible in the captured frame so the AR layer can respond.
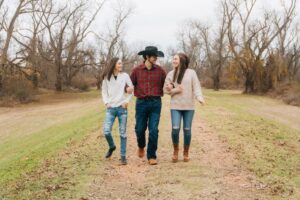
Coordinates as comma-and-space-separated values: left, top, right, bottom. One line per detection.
138, 46, 164, 57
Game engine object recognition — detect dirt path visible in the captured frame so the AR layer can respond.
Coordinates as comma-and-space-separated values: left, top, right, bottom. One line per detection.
83, 101, 269, 200
249, 103, 300, 130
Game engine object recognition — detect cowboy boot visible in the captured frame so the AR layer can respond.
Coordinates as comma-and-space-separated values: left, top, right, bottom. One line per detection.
172, 144, 179, 163
183, 145, 190, 162
137, 148, 145, 158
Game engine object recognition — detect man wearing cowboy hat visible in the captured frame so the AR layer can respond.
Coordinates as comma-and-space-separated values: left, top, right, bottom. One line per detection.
130, 46, 166, 165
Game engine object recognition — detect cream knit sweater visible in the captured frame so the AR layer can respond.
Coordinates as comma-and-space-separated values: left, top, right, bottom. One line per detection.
163, 69, 204, 110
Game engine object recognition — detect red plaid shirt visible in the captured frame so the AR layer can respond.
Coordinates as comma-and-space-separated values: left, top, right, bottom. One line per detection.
130, 64, 167, 99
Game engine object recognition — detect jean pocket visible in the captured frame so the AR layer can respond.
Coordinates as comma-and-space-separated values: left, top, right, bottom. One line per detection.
119, 107, 127, 114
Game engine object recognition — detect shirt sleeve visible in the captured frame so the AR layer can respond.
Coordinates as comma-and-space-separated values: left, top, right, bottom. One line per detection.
101, 78, 109, 105
192, 70, 205, 103
163, 72, 172, 95
124, 73, 133, 103
161, 68, 167, 90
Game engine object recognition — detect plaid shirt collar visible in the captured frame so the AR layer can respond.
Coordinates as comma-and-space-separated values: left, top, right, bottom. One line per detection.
140, 63, 158, 71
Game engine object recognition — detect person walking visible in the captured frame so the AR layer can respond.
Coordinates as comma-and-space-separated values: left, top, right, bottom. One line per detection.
164, 53, 205, 162
130, 46, 166, 165
101, 57, 134, 165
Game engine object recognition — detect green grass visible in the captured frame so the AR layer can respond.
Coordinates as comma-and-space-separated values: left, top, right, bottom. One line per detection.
0, 87, 103, 197
200, 89, 300, 199
0, 108, 103, 195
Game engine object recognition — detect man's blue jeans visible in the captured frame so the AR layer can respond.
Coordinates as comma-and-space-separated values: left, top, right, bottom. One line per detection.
103, 107, 128, 157
171, 110, 195, 146
135, 98, 162, 160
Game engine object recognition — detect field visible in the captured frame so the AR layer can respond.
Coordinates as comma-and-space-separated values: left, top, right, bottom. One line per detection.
0, 89, 299, 200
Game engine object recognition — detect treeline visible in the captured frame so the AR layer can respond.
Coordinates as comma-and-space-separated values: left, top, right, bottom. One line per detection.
1, 0, 300, 105
0, 0, 135, 103
175, 0, 300, 94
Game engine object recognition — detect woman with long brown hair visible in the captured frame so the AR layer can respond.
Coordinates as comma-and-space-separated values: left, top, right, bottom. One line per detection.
101, 57, 133, 165
164, 53, 205, 162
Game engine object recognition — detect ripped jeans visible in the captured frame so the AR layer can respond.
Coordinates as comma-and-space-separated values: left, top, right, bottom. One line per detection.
103, 107, 128, 157
171, 110, 195, 146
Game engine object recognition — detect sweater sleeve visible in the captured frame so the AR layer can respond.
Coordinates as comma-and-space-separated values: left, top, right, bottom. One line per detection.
192, 70, 205, 103
124, 73, 133, 103
130, 68, 137, 86
101, 79, 109, 105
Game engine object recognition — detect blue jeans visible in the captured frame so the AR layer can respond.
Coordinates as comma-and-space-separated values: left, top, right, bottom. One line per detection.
171, 110, 195, 146
135, 98, 162, 160
103, 107, 128, 157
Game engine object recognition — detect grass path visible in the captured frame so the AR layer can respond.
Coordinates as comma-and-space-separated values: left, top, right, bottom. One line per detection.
1, 89, 299, 199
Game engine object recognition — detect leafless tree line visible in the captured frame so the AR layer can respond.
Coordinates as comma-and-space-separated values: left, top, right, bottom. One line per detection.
177, 0, 299, 93
0, 0, 133, 95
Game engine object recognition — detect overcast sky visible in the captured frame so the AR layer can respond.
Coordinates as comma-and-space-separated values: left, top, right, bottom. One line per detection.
91, 0, 299, 53
125, 0, 217, 50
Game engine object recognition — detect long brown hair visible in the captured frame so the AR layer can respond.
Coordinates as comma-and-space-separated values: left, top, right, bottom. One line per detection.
102, 57, 119, 81
173, 53, 190, 84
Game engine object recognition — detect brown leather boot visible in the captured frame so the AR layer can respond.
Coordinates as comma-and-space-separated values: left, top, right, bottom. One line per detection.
137, 148, 145, 158
183, 145, 190, 162
172, 144, 179, 163
148, 159, 158, 165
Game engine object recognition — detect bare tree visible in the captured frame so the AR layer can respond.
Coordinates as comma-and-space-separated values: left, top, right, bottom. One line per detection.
40, 0, 105, 91
225, 0, 297, 93
93, 1, 134, 89
0, 0, 36, 91
177, 20, 204, 74
286, 31, 300, 80
193, 2, 228, 90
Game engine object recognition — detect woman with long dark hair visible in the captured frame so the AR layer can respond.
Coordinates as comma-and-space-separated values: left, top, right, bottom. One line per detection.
101, 57, 133, 165
164, 53, 205, 162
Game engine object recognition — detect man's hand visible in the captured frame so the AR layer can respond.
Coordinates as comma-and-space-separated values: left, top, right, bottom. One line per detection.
126, 87, 134, 94
105, 103, 111, 108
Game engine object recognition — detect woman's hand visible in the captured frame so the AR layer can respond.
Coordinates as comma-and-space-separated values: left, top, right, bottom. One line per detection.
126, 87, 134, 94
170, 85, 183, 96
122, 103, 128, 109
166, 83, 173, 91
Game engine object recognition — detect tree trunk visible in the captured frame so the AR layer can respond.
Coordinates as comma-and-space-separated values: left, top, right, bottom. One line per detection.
65, 75, 72, 87
96, 78, 101, 90
244, 72, 255, 94
55, 63, 62, 91
213, 75, 220, 91
55, 75, 62, 91
0, 72, 3, 93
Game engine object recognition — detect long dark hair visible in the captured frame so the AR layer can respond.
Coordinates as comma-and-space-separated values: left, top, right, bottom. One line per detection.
173, 53, 189, 84
102, 57, 119, 81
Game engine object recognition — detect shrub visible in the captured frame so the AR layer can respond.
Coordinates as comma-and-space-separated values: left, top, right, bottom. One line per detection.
2, 76, 35, 103
71, 76, 90, 91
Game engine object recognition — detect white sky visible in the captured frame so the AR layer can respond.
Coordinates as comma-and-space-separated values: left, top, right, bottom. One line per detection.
92, 0, 299, 53
125, 0, 217, 49
5, 0, 300, 56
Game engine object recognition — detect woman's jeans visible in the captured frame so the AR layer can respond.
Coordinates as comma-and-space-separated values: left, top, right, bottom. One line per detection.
171, 110, 195, 146
103, 107, 128, 157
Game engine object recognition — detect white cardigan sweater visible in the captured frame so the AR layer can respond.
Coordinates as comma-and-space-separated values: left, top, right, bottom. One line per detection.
101, 72, 133, 107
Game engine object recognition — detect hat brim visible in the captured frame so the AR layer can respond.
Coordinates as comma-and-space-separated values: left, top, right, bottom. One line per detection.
138, 50, 164, 57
